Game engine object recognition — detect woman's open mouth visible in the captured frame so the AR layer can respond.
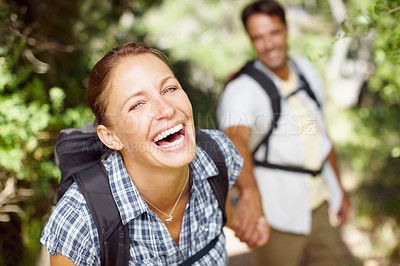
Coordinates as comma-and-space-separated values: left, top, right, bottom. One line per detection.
153, 123, 185, 148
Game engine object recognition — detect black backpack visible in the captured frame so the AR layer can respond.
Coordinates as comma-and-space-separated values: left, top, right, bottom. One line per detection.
55, 123, 228, 266
229, 60, 325, 176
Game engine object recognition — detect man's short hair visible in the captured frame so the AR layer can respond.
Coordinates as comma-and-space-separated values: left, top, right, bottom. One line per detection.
241, 0, 286, 29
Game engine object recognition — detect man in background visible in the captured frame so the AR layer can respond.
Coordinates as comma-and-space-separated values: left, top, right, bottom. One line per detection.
217, 0, 349, 265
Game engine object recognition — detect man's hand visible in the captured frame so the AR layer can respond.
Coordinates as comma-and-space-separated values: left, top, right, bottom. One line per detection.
224, 125, 270, 247
231, 188, 270, 247
336, 192, 350, 227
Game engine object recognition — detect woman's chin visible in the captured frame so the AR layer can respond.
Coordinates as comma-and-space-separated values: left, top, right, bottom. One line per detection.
156, 141, 196, 169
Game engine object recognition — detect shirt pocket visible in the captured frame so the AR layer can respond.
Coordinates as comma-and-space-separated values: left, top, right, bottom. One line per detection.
129, 233, 169, 265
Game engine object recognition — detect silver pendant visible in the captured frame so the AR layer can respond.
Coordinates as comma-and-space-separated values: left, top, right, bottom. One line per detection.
166, 216, 173, 223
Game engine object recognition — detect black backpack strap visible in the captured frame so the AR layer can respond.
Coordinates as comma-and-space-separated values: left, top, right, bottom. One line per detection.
73, 161, 130, 266
289, 59, 321, 109
253, 160, 325, 176
232, 61, 325, 176
178, 232, 221, 266
241, 61, 282, 157
195, 129, 228, 226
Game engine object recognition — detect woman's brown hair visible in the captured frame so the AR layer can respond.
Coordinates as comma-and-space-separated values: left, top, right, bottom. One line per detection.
87, 42, 170, 127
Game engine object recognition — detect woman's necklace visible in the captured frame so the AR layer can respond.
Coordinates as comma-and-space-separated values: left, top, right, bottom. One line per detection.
144, 169, 190, 223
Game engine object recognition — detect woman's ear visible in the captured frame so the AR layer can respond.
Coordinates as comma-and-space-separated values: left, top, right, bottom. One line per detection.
97, 125, 124, 151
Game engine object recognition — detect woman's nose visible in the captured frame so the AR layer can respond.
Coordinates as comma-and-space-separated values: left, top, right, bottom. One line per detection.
152, 97, 175, 120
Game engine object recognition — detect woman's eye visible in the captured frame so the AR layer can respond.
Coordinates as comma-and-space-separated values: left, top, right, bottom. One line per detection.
163, 86, 177, 95
129, 102, 144, 111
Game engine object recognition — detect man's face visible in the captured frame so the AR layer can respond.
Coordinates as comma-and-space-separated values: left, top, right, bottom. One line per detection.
246, 13, 288, 74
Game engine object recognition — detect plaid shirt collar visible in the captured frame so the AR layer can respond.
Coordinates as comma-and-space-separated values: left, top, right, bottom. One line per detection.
103, 145, 219, 225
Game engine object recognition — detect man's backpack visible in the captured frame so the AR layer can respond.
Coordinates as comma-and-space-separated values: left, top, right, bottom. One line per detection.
229, 60, 325, 176
54, 123, 228, 266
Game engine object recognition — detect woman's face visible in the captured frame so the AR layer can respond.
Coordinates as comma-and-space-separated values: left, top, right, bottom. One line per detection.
101, 53, 196, 170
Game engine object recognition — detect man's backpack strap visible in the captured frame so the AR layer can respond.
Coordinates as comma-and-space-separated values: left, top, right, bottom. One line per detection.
73, 161, 130, 266
234, 61, 325, 176
195, 129, 228, 226
253, 160, 325, 176
290, 59, 321, 109
241, 61, 281, 156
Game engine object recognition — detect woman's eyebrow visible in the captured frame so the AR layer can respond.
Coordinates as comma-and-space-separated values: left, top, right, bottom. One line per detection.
159, 75, 176, 87
122, 91, 144, 108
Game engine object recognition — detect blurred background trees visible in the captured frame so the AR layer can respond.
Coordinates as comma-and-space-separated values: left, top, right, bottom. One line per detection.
0, 0, 399, 265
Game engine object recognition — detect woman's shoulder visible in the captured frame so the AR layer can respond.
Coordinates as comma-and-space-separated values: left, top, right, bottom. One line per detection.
196, 129, 232, 150
59, 182, 88, 207
197, 128, 226, 139
196, 128, 239, 151
40, 182, 100, 264
50, 183, 92, 220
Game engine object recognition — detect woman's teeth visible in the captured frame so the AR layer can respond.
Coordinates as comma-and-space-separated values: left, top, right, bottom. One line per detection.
158, 134, 184, 148
153, 123, 183, 142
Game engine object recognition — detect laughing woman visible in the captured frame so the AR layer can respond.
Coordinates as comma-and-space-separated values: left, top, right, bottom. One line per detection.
40, 42, 244, 265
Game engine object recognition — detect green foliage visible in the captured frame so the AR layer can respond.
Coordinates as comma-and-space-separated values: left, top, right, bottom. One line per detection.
343, 0, 400, 104
0, 2, 92, 263
139, 0, 254, 82
339, 0, 400, 261
336, 106, 400, 259
0, 95, 50, 178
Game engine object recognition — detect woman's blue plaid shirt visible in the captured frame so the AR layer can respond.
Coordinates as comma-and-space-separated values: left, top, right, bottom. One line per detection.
41, 129, 243, 265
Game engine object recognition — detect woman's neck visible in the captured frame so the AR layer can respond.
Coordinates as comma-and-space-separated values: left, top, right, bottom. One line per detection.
126, 162, 190, 210
125, 161, 191, 245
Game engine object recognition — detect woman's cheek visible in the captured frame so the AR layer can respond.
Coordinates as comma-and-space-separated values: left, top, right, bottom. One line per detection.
118, 114, 142, 135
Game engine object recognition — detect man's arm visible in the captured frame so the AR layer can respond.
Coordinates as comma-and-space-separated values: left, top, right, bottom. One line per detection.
224, 125, 270, 247
326, 147, 349, 227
